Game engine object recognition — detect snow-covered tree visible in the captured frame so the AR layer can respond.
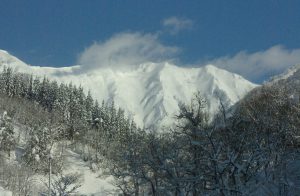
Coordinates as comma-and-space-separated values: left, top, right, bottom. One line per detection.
85, 90, 94, 123
23, 122, 63, 173
41, 172, 82, 196
0, 111, 16, 157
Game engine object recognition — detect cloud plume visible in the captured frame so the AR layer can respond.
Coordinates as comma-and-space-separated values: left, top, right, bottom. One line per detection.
77, 31, 300, 83
162, 16, 193, 35
77, 32, 179, 71
208, 45, 300, 82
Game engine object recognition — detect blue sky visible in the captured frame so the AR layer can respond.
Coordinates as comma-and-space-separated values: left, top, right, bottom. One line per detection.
1, 0, 300, 82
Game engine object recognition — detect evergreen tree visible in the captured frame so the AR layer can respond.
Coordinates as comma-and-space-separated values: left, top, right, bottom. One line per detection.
0, 111, 16, 157
26, 74, 34, 100
91, 100, 101, 124
23, 122, 62, 173
3, 67, 14, 96
85, 90, 94, 123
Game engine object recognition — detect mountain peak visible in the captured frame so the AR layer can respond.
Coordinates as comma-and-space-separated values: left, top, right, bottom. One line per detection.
0, 49, 9, 55
203, 64, 218, 70
0, 49, 30, 72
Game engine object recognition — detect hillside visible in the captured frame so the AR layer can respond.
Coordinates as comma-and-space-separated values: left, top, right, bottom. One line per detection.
0, 91, 119, 195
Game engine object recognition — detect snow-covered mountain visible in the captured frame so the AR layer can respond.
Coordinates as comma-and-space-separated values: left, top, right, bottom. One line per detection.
0, 50, 258, 129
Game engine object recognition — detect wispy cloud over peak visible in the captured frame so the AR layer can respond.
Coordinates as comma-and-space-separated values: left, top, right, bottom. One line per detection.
77, 32, 179, 71
207, 45, 300, 82
162, 16, 193, 35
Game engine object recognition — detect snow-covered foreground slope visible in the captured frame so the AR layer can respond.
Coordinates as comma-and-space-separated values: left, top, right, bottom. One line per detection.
0, 50, 258, 128
0, 186, 12, 196
28, 148, 117, 195
63, 149, 117, 195
4, 147, 117, 195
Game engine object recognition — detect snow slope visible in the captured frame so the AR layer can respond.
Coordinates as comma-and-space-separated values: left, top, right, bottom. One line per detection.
0, 114, 116, 195
0, 50, 257, 129
63, 149, 117, 195
0, 186, 12, 196
28, 148, 117, 195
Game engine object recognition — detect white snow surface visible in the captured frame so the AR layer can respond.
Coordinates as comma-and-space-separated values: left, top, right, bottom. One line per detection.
0, 186, 12, 196
2, 120, 117, 196
0, 50, 258, 129
63, 149, 117, 195
15, 148, 117, 195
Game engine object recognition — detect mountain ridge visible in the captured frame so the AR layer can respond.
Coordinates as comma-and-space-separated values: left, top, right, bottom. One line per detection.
268, 64, 300, 84
0, 49, 258, 129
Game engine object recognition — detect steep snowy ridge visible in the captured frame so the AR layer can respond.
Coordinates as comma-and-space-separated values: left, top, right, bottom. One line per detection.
0, 49, 29, 70
268, 64, 300, 84
0, 50, 258, 128
0, 49, 78, 75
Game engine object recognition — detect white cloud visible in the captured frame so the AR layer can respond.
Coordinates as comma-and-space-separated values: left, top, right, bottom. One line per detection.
77, 32, 179, 71
207, 45, 300, 82
77, 32, 300, 83
162, 16, 193, 34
